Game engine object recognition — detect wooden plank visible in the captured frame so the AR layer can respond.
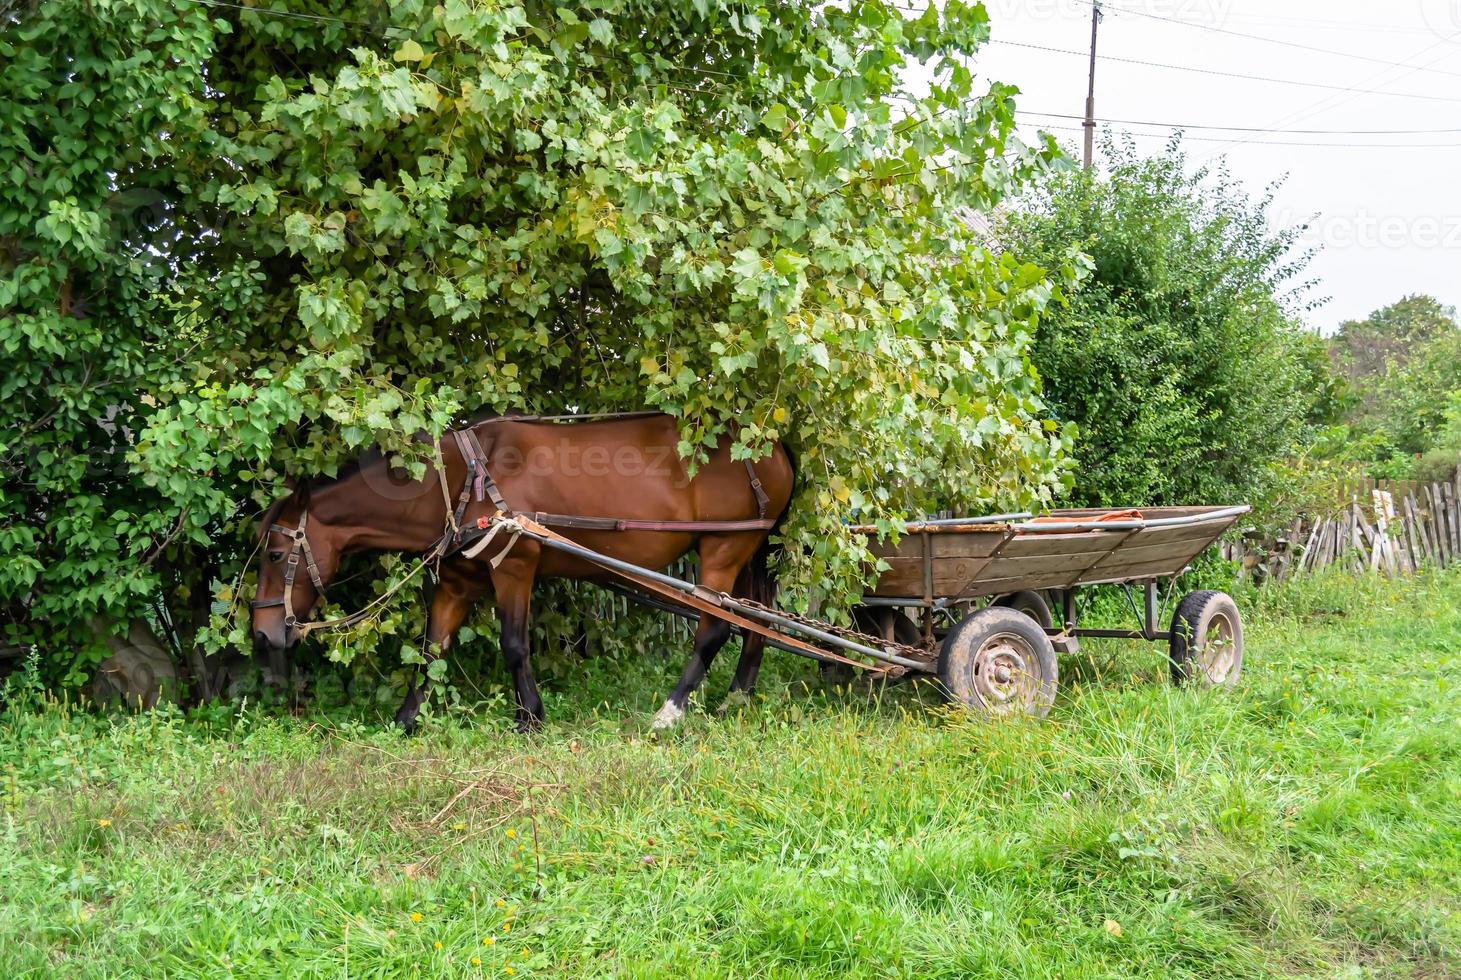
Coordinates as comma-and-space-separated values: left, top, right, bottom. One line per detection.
1412, 494, 1435, 567
991, 530, 1129, 560
1429, 485, 1451, 567
962, 572, 1100, 597
980, 552, 1119, 579
1398, 505, 1417, 574
1298, 522, 1320, 573
1084, 553, 1216, 583
1409, 512, 1422, 571
1449, 461, 1461, 566
870, 556, 992, 597
930, 532, 1010, 561
1355, 505, 1376, 550
1427, 486, 1441, 567
1078, 532, 1225, 580
1437, 488, 1449, 565
1447, 481, 1460, 565
867, 530, 1007, 562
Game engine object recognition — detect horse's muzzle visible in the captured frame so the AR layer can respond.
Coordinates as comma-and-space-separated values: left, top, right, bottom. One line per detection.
253, 621, 290, 652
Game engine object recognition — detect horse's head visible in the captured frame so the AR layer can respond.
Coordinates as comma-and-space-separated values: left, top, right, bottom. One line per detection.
251, 483, 341, 650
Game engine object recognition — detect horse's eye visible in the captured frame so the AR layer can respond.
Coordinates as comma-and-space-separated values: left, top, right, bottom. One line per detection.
268, 551, 285, 563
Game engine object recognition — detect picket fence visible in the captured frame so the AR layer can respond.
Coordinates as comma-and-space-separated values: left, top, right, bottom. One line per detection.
1223, 454, 1461, 583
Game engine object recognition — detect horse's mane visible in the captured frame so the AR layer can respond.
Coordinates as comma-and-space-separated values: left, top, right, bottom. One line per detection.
257, 413, 539, 525
310, 447, 386, 489
255, 494, 291, 540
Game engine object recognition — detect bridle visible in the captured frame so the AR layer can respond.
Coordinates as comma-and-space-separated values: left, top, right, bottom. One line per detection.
250, 508, 327, 631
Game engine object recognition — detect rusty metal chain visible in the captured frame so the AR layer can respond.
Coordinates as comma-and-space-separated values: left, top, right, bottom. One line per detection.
731, 596, 936, 667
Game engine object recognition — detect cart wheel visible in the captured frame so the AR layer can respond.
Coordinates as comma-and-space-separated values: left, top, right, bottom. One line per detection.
995, 590, 1080, 656
1169, 590, 1244, 687
938, 607, 1058, 719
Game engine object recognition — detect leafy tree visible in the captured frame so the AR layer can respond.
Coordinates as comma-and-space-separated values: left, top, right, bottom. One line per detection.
0, 0, 220, 684
1002, 137, 1332, 515
1323, 296, 1461, 479
5, 0, 1078, 687
1331, 294, 1457, 383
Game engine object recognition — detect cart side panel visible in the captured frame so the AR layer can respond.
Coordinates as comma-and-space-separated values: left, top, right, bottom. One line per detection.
1075, 523, 1230, 584
866, 530, 1008, 598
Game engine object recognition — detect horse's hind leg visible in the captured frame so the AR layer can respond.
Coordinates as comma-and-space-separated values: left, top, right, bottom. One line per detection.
721, 631, 765, 714
724, 541, 774, 707
652, 535, 758, 730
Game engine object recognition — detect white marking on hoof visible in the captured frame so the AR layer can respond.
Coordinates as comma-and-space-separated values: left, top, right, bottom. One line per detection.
651, 700, 685, 730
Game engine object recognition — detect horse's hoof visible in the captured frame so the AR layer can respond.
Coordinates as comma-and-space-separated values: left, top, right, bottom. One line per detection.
717, 691, 755, 716
650, 700, 685, 731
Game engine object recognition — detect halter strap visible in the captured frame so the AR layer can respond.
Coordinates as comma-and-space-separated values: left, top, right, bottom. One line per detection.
249, 508, 327, 627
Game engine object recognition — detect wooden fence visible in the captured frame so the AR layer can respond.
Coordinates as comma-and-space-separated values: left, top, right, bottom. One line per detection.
1224, 455, 1461, 583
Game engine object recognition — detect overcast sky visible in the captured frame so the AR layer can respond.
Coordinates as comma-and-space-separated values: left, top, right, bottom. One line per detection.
949, 0, 1461, 332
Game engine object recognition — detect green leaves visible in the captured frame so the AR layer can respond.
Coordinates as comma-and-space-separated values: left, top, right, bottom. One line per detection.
393, 39, 425, 63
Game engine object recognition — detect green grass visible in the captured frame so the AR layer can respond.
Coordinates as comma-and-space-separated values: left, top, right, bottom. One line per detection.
2, 572, 1459, 978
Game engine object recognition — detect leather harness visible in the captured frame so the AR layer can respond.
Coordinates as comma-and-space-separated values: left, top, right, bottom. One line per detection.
252, 423, 777, 630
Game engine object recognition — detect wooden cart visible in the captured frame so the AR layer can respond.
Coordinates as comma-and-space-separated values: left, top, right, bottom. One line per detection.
485, 505, 1250, 720
854, 506, 1251, 716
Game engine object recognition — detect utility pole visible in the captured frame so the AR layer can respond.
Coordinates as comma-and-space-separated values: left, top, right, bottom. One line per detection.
1084, 0, 1103, 170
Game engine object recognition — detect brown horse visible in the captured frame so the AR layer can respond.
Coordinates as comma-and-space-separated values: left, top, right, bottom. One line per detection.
250, 415, 794, 732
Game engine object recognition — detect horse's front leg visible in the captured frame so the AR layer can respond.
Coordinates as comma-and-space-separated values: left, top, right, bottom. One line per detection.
489, 546, 545, 733
395, 565, 486, 734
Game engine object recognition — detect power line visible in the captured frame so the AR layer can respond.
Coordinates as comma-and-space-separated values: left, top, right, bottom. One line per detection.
1018, 110, 1461, 138
1096, 1, 1461, 80
1209, 12, 1445, 38
989, 38, 1461, 105
1027, 121, 1461, 150
1191, 27, 1461, 159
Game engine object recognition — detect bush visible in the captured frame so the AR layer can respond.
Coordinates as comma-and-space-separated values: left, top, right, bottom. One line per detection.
1002, 137, 1335, 521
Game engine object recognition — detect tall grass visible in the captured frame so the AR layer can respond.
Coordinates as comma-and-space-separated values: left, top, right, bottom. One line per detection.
1, 571, 1457, 977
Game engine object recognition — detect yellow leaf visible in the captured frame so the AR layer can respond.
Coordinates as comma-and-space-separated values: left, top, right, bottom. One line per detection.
1103, 919, 1123, 938
772, 406, 787, 424
394, 39, 425, 62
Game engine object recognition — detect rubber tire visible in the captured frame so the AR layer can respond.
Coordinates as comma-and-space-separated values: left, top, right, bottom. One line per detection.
938, 606, 1058, 719
995, 591, 1080, 656
1169, 590, 1244, 688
